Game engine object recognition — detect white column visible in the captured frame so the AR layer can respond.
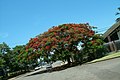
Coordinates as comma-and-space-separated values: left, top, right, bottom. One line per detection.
107, 36, 114, 52
117, 31, 120, 40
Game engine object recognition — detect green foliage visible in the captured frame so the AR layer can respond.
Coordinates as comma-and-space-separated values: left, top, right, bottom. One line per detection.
116, 7, 120, 22
0, 23, 106, 74
0, 55, 5, 67
0, 42, 10, 68
83, 34, 106, 61
26, 23, 105, 65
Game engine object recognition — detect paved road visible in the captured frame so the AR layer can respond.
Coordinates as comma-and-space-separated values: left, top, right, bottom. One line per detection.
9, 57, 120, 80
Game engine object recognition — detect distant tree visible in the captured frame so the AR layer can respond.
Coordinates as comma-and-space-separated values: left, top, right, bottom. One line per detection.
0, 42, 10, 68
7, 45, 25, 71
116, 7, 120, 22
0, 42, 10, 54
12, 45, 33, 72
16, 45, 39, 71
0, 54, 5, 67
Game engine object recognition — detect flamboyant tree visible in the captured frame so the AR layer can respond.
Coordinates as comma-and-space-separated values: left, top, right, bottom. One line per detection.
26, 23, 104, 64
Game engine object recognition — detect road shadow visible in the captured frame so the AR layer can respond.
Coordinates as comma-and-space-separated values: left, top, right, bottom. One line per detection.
26, 62, 81, 77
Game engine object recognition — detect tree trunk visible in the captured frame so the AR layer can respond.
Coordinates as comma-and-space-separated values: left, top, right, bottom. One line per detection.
67, 56, 71, 65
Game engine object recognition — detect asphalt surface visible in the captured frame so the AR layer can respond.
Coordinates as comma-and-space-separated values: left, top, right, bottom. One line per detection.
9, 57, 120, 80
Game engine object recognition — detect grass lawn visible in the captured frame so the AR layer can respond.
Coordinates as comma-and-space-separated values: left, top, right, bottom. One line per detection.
89, 51, 120, 63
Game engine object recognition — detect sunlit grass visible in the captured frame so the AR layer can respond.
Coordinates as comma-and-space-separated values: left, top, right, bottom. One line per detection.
90, 51, 120, 63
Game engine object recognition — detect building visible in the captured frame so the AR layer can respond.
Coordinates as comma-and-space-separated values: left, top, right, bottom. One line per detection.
103, 21, 120, 52
103, 21, 120, 42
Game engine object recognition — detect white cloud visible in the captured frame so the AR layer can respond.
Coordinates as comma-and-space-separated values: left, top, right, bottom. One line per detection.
0, 33, 9, 38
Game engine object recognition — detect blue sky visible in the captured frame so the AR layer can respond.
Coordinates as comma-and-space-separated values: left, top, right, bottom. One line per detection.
0, 0, 120, 48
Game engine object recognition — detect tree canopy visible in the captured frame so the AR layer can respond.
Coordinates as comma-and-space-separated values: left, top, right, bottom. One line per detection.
116, 7, 120, 22
26, 23, 104, 64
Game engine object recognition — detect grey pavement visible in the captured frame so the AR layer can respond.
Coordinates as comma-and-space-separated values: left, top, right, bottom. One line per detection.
9, 57, 120, 80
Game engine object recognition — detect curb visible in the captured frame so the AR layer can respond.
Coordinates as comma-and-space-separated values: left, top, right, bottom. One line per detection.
86, 56, 120, 64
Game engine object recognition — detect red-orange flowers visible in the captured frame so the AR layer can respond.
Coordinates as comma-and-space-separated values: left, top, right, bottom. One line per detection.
26, 23, 98, 60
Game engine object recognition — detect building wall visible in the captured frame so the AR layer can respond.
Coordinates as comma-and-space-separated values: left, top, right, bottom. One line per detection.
117, 31, 120, 40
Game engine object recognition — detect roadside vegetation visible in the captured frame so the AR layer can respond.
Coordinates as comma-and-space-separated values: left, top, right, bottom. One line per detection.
90, 51, 120, 63
0, 23, 111, 79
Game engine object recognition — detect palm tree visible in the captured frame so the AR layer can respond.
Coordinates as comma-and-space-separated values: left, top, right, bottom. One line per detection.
116, 7, 120, 22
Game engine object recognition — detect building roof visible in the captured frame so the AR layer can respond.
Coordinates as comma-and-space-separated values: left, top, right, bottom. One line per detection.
103, 21, 120, 39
